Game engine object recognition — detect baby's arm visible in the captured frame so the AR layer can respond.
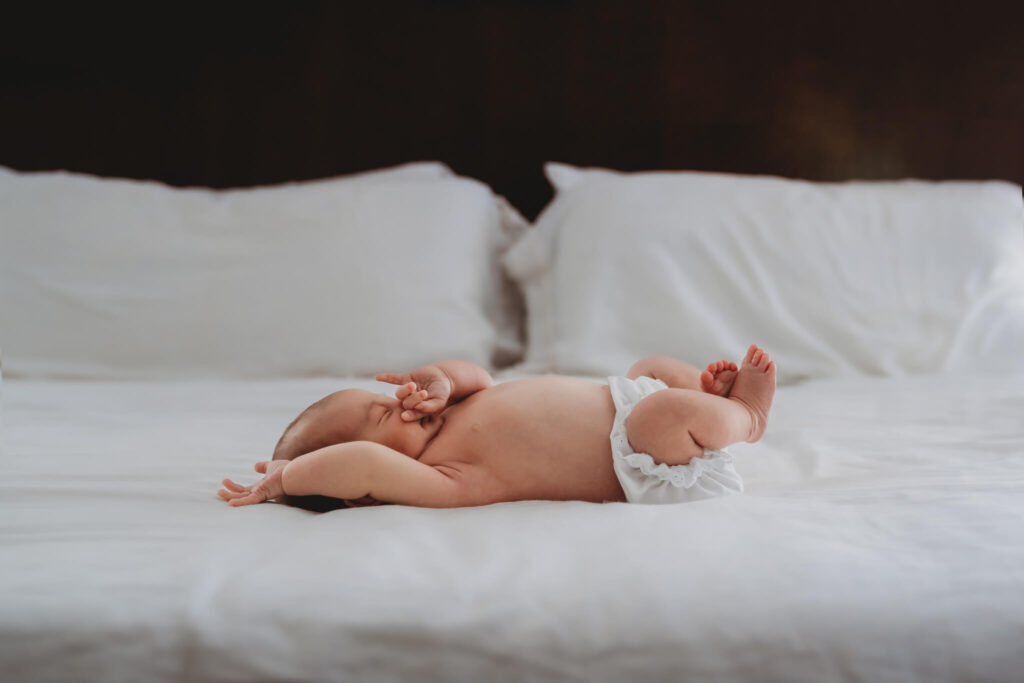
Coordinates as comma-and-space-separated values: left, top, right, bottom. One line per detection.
377, 360, 493, 421
219, 442, 473, 508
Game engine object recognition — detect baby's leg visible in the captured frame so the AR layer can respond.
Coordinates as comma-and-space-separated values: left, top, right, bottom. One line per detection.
626, 345, 776, 466
627, 356, 703, 390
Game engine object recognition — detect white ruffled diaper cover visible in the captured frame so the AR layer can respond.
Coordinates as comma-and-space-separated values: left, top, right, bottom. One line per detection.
608, 375, 744, 504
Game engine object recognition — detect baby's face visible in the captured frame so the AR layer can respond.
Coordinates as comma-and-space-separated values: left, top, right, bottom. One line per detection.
327, 389, 444, 458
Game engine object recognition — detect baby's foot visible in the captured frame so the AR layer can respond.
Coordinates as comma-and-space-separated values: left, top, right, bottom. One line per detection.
700, 360, 738, 397
727, 344, 776, 443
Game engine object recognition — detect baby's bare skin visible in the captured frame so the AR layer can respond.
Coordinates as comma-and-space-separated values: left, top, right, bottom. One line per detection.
218, 346, 776, 508
417, 377, 624, 503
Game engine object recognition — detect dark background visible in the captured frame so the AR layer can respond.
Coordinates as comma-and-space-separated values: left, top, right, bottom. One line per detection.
2, 1, 1022, 218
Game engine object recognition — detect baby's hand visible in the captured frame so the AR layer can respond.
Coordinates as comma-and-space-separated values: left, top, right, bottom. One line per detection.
218, 460, 288, 506
376, 364, 453, 421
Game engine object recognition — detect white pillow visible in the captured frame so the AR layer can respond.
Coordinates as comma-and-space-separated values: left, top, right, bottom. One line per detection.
505, 162, 1024, 381
0, 163, 522, 379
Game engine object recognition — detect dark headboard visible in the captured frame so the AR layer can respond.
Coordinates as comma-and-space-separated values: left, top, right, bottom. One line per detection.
3, 1, 1022, 219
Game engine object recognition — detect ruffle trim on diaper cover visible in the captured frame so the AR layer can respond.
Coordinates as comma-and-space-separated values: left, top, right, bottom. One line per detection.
621, 449, 738, 489
607, 374, 744, 497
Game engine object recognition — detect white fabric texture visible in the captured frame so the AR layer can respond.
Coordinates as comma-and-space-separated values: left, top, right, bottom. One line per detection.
505, 162, 1024, 381
2, 373, 1023, 681
607, 374, 743, 504
0, 163, 523, 379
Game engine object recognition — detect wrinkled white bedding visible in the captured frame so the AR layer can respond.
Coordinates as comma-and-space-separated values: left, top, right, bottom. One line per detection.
2, 374, 1023, 682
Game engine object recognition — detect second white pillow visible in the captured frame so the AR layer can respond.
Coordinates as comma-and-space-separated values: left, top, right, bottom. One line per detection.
505, 163, 1024, 381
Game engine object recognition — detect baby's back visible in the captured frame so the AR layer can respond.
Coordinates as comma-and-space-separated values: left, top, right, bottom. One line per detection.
420, 377, 625, 503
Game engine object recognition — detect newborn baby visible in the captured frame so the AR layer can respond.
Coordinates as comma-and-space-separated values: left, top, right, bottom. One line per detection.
218, 345, 776, 508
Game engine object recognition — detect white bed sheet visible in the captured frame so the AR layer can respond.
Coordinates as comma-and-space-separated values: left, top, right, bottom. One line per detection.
2, 373, 1023, 682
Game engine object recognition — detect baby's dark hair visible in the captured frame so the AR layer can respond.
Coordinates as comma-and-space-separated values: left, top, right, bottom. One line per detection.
272, 395, 332, 462
272, 392, 355, 512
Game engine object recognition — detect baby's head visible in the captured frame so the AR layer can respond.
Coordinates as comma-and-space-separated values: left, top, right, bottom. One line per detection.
272, 388, 442, 463
272, 388, 443, 511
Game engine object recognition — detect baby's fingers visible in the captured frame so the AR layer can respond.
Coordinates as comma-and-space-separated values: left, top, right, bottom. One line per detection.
228, 492, 264, 507
225, 482, 271, 506
395, 382, 418, 401
415, 397, 446, 415
219, 477, 266, 505
401, 389, 429, 411
375, 373, 409, 386
218, 487, 251, 501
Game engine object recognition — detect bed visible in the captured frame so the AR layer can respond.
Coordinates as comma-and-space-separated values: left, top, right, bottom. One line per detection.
2, 162, 1023, 682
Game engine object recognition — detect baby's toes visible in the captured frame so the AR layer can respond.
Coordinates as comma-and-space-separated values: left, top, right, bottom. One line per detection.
744, 344, 758, 365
